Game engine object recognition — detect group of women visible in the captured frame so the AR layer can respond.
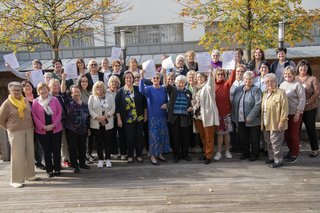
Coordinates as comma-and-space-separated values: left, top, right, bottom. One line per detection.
0, 47, 319, 188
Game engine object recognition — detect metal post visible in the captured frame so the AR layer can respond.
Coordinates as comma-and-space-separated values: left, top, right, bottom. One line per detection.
278, 21, 285, 48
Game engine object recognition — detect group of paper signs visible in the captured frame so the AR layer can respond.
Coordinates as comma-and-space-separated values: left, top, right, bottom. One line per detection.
3, 51, 236, 83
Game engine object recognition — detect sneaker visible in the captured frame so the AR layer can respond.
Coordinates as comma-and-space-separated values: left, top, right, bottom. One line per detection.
10, 183, 23, 188
111, 154, 119, 160
309, 151, 319, 158
106, 159, 112, 168
121, 155, 127, 160
97, 160, 104, 168
225, 150, 232, 159
270, 162, 284, 168
287, 156, 298, 164
62, 160, 72, 168
265, 159, 274, 164
214, 152, 222, 161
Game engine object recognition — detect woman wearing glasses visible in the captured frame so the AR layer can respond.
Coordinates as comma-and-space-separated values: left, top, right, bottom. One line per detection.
84, 59, 104, 90
139, 70, 170, 165
111, 60, 124, 87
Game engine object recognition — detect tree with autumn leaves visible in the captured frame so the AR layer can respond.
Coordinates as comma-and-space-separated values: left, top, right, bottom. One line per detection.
178, 0, 320, 61
0, 0, 130, 59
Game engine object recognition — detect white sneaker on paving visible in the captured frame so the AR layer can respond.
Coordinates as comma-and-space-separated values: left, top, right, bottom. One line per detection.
225, 150, 233, 159
10, 183, 23, 188
97, 160, 104, 168
214, 152, 222, 161
106, 159, 112, 168
120, 155, 126, 160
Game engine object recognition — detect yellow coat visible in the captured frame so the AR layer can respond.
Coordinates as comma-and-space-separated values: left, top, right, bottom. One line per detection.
261, 88, 288, 131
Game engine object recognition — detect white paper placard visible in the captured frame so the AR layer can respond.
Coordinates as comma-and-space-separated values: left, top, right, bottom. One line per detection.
111, 47, 122, 60
161, 56, 174, 69
64, 62, 78, 80
142, 60, 156, 79
222, 51, 236, 70
3, 53, 20, 69
197, 53, 211, 72
30, 70, 44, 87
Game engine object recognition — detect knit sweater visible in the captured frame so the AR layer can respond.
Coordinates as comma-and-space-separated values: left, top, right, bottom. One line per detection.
215, 70, 236, 116
0, 98, 34, 131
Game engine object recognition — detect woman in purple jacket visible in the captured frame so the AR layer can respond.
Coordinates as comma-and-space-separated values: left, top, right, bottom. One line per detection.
32, 82, 62, 178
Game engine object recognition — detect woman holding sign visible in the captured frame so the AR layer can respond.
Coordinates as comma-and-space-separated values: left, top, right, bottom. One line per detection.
139, 69, 170, 165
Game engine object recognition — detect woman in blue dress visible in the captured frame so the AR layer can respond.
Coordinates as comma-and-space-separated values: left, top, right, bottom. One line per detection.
139, 70, 170, 165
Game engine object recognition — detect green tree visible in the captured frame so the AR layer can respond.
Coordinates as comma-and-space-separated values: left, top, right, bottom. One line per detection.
178, 0, 320, 61
0, 0, 130, 59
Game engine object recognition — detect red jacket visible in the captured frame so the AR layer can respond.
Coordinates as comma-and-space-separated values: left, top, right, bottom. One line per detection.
215, 70, 236, 116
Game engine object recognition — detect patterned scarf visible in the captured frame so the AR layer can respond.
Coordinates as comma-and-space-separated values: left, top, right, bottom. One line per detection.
37, 94, 53, 115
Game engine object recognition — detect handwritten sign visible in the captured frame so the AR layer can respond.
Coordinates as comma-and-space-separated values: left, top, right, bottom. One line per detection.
64, 62, 78, 80
197, 53, 211, 72
111, 47, 122, 60
30, 70, 44, 87
3, 53, 20, 69
222, 51, 236, 70
142, 60, 156, 79
162, 56, 174, 69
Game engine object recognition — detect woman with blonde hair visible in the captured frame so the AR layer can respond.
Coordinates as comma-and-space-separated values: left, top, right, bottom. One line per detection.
88, 81, 115, 168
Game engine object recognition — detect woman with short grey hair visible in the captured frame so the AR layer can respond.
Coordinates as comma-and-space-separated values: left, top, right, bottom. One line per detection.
232, 71, 262, 161
0, 82, 38, 188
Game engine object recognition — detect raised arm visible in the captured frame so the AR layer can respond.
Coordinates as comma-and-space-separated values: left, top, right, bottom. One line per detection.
6, 63, 28, 80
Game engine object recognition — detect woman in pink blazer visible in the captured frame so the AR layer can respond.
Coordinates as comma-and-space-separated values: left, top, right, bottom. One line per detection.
32, 82, 62, 178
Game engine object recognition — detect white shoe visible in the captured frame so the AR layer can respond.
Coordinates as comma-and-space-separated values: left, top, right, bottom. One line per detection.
106, 159, 112, 168
214, 152, 222, 161
26, 176, 40, 181
225, 150, 233, 159
10, 183, 23, 188
120, 155, 126, 160
97, 160, 104, 168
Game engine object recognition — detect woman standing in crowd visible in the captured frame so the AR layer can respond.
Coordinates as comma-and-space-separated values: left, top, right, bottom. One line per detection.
164, 73, 193, 163
184, 50, 198, 72
139, 70, 170, 165
127, 58, 140, 74
214, 68, 236, 160
234, 48, 245, 66
88, 81, 115, 168
107, 76, 127, 160
232, 71, 262, 161
295, 60, 319, 157
0, 82, 38, 188
247, 48, 265, 76
61, 74, 90, 173
52, 58, 64, 82
172, 55, 188, 76
193, 71, 219, 164
254, 61, 270, 92
84, 59, 104, 90
280, 66, 306, 163
116, 71, 146, 163
21, 80, 45, 170
111, 60, 125, 87
211, 50, 222, 69
76, 58, 87, 76
101, 58, 112, 85
229, 64, 246, 153
270, 47, 296, 85
32, 82, 63, 177
186, 70, 199, 154
261, 73, 288, 168
44, 72, 53, 85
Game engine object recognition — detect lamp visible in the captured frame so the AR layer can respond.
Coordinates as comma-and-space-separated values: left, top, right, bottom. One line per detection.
278, 21, 285, 48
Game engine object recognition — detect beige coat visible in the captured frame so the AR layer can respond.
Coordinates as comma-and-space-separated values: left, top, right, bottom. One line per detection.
261, 88, 288, 131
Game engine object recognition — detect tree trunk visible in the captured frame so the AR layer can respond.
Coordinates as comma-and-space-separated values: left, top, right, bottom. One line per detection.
246, 41, 251, 63
53, 47, 59, 59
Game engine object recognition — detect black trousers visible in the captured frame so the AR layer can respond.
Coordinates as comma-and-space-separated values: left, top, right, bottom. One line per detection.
238, 123, 260, 158
87, 133, 94, 156
37, 131, 62, 173
91, 127, 112, 160
230, 121, 240, 153
110, 119, 127, 156
302, 108, 319, 151
66, 129, 87, 168
124, 121, 144, 158
171, 118, 190, 158
34, 133, 43, 165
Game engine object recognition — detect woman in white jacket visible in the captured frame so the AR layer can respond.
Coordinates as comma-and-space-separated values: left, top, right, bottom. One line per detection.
88, 81, 115, 168
192, 71, 219, 164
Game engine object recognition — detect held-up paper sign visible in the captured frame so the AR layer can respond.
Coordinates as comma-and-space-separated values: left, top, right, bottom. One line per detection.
162, 56, 174, 69
142, 60, 156, 79
111, 47, 122, 60
222, 51, 235, 70
197, 53, 211, 72
64, 62, 78, 80
30, 70, 44, 87
3, 53, 20, 69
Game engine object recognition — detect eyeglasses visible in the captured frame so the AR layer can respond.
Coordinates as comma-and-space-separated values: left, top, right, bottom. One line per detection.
91, 64, 98, 67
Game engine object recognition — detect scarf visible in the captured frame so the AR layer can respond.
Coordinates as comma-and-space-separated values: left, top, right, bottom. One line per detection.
8, 95, 26, 119
37, 94, 53, 115
193, 81, 206, 117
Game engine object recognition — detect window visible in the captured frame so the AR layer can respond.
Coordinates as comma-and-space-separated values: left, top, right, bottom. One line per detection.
115, 23, 183, 45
